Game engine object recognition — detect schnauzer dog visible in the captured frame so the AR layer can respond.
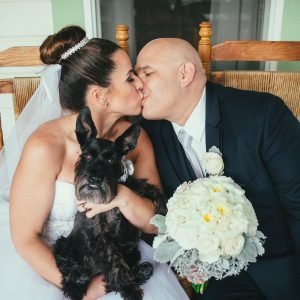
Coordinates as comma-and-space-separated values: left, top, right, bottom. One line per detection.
54, 106, 166, 300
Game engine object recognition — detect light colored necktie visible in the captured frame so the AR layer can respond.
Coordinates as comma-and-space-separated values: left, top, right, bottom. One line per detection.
178, 129, 204, 178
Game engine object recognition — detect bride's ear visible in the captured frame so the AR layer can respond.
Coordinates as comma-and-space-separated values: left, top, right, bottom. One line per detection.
88, 86, 110, 108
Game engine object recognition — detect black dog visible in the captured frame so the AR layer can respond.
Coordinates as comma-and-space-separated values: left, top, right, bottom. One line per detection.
54, 107, 166, 300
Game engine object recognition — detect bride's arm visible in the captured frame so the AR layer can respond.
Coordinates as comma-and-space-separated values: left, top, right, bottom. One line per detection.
10, 134, 63, 288
80, 128, 165, 234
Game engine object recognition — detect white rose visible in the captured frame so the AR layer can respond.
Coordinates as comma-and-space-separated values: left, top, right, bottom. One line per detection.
216, 215, 231, 232
228, 216, 248, 237
196, 233, 220, 263
203, 152, 224, 176
173, 227, 197, 250
223, 235, 245, 257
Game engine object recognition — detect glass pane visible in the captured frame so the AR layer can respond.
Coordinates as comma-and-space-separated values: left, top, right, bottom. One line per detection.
99, 0, 266, 70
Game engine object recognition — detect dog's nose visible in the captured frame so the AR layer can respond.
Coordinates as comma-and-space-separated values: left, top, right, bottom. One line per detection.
90, 177, 98, 184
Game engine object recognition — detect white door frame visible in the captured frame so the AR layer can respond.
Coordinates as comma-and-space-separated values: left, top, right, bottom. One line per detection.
263, 0, 285, 70
83, 0, 99, 38
264, 0, 285, 41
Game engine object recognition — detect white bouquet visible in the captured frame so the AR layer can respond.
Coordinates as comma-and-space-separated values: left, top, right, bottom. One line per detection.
151, 147, 266, 293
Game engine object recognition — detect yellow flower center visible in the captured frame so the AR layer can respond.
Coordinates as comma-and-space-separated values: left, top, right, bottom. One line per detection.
212, 185, 221, 192
217, 207, 225, 215
216, 205, 228, 215
203, 214, 211, 222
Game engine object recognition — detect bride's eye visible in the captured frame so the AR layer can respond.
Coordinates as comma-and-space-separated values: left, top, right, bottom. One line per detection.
127, 76, 134, 82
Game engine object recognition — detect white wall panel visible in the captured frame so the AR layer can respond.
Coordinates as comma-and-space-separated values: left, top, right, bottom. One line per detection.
0, 0, 54, 140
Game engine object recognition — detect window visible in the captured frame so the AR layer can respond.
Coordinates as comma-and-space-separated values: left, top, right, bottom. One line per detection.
98, 0, 268, 70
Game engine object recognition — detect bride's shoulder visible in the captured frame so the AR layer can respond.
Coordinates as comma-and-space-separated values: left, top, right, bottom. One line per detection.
23, 119, 66, 160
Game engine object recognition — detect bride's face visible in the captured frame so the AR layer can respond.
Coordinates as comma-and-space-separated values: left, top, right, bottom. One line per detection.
107, 50, 144, 116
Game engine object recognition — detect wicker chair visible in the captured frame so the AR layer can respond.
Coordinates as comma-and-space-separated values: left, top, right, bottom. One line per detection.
0, 46, 42, 148
198, 21, 300, 119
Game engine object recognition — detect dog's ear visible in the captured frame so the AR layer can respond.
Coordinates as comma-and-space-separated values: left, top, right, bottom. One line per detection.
115, 123, 141, 155
75, 106, 98, 147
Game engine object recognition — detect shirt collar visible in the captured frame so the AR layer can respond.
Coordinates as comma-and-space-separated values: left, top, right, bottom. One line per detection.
172, 87, 206, 143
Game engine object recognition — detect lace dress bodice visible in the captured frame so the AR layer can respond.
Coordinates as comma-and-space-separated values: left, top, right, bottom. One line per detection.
43, 181, 77, 246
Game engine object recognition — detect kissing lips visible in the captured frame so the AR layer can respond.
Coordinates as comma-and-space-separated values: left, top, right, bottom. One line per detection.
141, 96, 148, 107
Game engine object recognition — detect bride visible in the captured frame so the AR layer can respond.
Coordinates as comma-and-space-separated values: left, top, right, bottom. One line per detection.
0, 26, 188, 299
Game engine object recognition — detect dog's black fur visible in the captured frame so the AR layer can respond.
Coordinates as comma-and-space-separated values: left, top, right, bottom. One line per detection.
53, 107, 166, 300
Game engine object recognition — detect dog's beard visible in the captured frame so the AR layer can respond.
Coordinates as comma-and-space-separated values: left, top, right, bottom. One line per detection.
75, 177, 115, 204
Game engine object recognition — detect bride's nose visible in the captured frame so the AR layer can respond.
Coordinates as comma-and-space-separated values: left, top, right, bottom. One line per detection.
134, 74, 144, 91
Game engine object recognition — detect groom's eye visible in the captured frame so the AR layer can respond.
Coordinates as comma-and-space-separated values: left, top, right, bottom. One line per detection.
127, 76, 134, 82
145, 72, 153, 77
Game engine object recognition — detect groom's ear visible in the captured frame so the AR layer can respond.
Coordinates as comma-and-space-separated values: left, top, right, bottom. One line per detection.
179, 62, 196, 87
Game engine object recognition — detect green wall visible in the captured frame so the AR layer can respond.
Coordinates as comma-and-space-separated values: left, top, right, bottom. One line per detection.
52, 0, 85, 32
278, 0, 300, 71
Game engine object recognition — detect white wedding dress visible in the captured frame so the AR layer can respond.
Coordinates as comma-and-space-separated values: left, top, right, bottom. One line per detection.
0, 181, 189, 300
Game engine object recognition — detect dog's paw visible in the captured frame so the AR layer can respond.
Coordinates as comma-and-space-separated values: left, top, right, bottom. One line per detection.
123, 287, 143, 300
135, 262, 154, 284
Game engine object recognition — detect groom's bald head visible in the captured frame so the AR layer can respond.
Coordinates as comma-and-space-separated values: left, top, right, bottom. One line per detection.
137, 38, 205, 74
136, 38, 206, 124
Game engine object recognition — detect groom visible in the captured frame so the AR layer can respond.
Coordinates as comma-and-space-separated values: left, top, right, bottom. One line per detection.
135, 38, 300, 300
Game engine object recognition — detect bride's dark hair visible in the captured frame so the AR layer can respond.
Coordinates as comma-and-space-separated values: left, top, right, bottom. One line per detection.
40, 26, 121, 112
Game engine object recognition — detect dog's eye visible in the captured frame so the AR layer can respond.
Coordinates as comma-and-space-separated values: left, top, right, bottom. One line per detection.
102, 150, 114, 162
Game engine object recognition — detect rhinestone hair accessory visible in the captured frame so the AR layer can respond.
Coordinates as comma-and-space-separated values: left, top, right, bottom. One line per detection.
59, 37, 89, 62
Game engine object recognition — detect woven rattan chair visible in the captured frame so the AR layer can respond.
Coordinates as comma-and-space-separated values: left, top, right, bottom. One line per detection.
0, 46, 42, 149
0, 25, 129, 149
198, 22, 300, 119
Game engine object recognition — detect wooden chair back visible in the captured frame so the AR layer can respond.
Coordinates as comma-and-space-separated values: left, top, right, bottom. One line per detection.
0, 46, 42, 148
0, 25, 130, 149
198, 22, 300, 119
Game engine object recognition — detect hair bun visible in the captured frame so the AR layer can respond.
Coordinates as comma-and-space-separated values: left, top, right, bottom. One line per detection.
40, 26, 86, 65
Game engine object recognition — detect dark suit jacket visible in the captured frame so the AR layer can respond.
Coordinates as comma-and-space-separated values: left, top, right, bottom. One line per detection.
142, 82, 300, 299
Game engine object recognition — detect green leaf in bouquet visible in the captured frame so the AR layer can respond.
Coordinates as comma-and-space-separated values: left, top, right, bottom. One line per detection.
150, 214, 167, 233
240, 238, 258, 263
255, 240, 265, 256
153, 233, 169, 249
170, 247, 185, 266
219, 258, 230, 269
154, 239, 182, 263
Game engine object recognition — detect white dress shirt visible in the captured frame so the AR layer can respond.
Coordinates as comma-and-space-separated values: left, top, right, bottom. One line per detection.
172, 88, 206, 177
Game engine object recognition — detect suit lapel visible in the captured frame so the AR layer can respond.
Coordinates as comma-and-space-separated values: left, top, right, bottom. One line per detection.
158, 82, 223, 183
205, 82, 223, 152
160, 120, 196, 182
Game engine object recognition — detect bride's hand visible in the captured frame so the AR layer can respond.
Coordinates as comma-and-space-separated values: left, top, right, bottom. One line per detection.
76, 199, 117, 218
76, 185, 129, 218
83, 275, 106, 300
